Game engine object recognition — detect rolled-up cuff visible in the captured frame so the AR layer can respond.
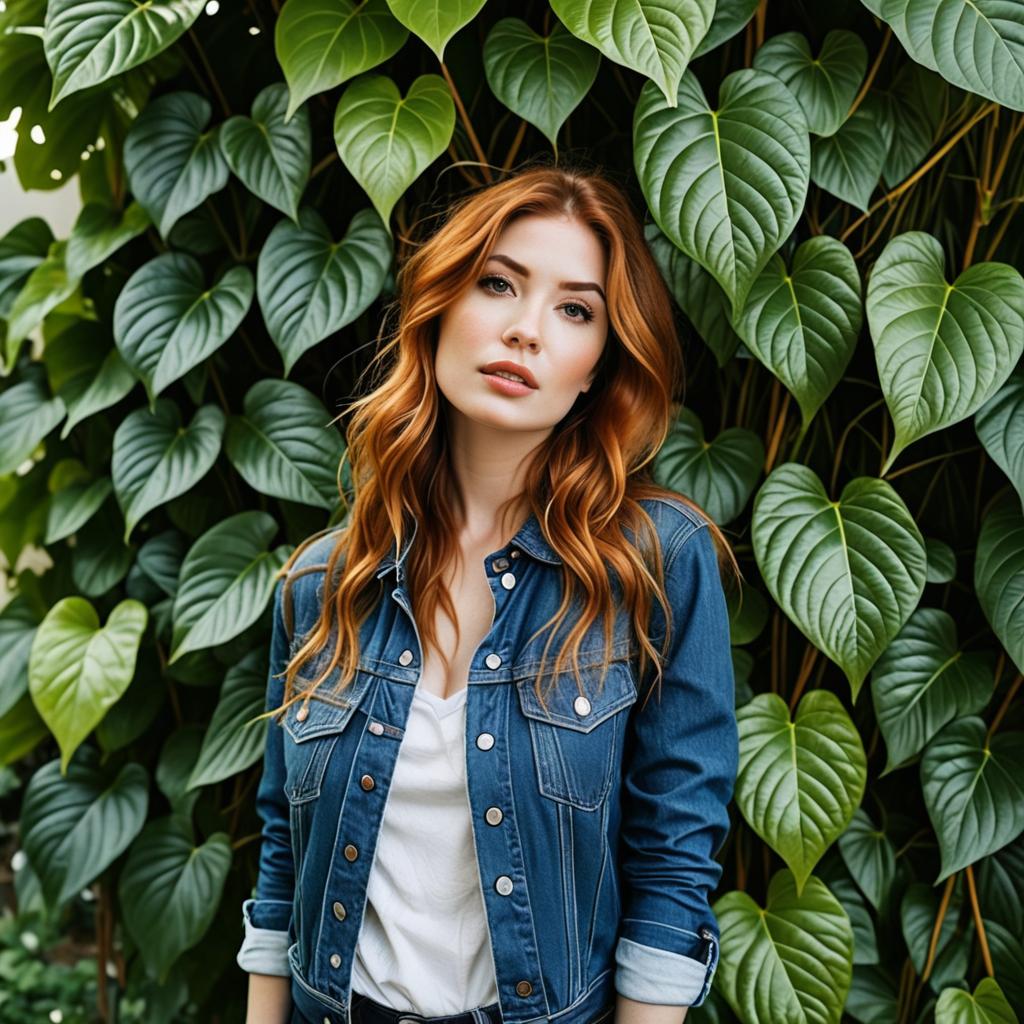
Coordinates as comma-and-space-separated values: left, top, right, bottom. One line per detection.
614, 931, 717, 1006
236, 897, 292, 976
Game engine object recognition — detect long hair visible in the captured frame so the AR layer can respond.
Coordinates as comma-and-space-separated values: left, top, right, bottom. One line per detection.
270, 161, 741, 723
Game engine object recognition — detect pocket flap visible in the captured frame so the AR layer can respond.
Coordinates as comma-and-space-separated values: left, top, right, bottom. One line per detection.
516, 661, 636, 734
284, 672, 373, 743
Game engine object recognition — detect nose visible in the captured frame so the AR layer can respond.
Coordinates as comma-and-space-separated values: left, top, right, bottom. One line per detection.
501, 310, 541, 349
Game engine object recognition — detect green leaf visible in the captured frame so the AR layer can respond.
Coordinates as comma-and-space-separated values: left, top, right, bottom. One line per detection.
483, 18, 600, 151
28, 597, 148, 773
751, 463, 927, 699
113, 251, 254, 404
333, 73, 455, 228
652, 407, 764, 526
732, 235, 862, 436
0, 597, 37, 719
935, 977, 1020, 1024
0, 379, 67, 476
871, 608, 995, 773
275, 0, 408, 119
20, 750, 148, 907
225, 379, 345, 509
753, 30, 867, 136
169, 511, 290, 663
0, 693, 48, 767
384, 0, 486, 61
882, 62, 947, 187
922, 717, 1024, 881
838, 808, 897, 913
976, 369, 1024, 509
112, 401, 226, 542
44, 0, 205, 106
220, 83, 310, 220
72, 509, 136, 598
902, 881, 973, 993
59, 348, 137, 440
65, 202, 150, 280
4, 241, 79, 362
96, 651, 165, 754
123, 91, 229, 239
974, 472, 1024, 623
846, 966, 899, 1023
693, 0, 758, 58
157, 725, 204, 814
866, 232, 1024, 475
926, 537, 957, 583
44, 477, 114, 544
715, 869, 854, 1024
820, 868, 879, 966
257, 207, 391, 375
634, 68, 810, 316
551, 0, 714, 106
119, 817, 232, 983
736, 692, 866, 892
0, 218, 52, 317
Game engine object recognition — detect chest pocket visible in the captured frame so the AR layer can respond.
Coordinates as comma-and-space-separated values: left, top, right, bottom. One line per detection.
282, 672, 374, 804
516, 661, 637, 811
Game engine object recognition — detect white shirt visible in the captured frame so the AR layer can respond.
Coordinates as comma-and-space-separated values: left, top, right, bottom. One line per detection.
351, 684, 501, 1014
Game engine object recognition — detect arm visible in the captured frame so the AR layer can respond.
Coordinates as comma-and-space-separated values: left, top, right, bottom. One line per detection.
614, 522, 738, 1017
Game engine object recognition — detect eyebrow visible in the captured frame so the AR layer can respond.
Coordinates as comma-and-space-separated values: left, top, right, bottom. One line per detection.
487, 253, 606, 303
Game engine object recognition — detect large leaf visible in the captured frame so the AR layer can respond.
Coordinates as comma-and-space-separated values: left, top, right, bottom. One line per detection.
715, 869, 854, 1024
882, 62, 947, 187
922, 717, 1024, 881
123, 91, 229, 239
275, 0, 408, 119
44, 0, 205, 106
736, 692, 866, 892
483, 18, 600, 152
838, 808, 897, 913
652, 407, 763, 526
333, 73, 455, 228
975, 490, 1024, 675
550, 0, 714, 106
65, 202, 150, 280
693, 0, 758, 58
28, 597, 148, 772
220, 83, 310, 221
0, 380, 66, 476
935, 978, 1020, 1024
169, 511, 290, 663
866, 232, 1024, 475
119, 816, 232, 983
112, 401, 226, 542
384, 0, 486, 61
732, 235, 862, 436
751, 463, 927, 700
20, 750, 148, 907
45, 476, 114, 544
975, 369, 1024, 509
634, 68, 810, 316
257, 207, 391, 375
113, 251, 254, 404
59, 347, 137, 440
4, 241, 79, 363
0, 218, 53, 317
753, 30, 867, 136
871, 608, 995, 773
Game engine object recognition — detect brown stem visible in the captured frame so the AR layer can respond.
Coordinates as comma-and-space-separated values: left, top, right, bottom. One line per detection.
764, 391, 792, 474
788, 645, 819, 714
830, 398, 887, 494
983, 198, 1021, 261
754, 0, 768, 49
885, 444, 982, 481
204, 199, 241, 261
847, 27, 891, 119
440, 62, 492, 182
311, 150, 338, 180
965, 864, 995, 977
987, 672, 1024, 741
503, 118, 529, 171
922, 873, 957, 981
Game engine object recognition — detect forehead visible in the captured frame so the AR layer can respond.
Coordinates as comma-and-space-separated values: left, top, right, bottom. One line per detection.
489, 214, 606, 283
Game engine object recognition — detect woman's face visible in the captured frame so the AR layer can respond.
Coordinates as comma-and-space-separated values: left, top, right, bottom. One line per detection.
435, 213, 609, 436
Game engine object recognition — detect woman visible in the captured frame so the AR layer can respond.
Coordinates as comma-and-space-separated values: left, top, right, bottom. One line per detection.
236, 163, 740, 1024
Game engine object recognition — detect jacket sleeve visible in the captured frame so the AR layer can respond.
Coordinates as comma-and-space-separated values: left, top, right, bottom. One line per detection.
614, 521, 738, 1006
236, 575, 295, 977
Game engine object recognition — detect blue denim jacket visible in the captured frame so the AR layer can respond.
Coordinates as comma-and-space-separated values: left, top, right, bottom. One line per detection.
236, 497, 738, 1023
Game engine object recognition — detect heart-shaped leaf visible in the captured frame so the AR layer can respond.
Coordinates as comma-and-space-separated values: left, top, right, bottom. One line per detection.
693, 0, 758, 58
275, 0, 408, 119
0, 379, 67, 476
112, 401, 226, 542
976, 369, 1024, 509
754, 30, 867, 136
333, 73, 455, 228
28, 597, 148, 772
0, 218, 52, 316
65, 202, 150, 280
220, 83, 310, 220
169, 511, 290, 663
838, 808, 897, 913
58, 347, 137, 440
866, 231, 1024, 475
871, 608, 995, 773
45, 477, 114, 544
257, 207, 391, 375
652, 407, 763, 526
882, 62, 947, 187
716, 868, 854, 1024
634, 68, 810, 316
752, 463, 927, 700
4, 241, 79, 360
384, 0, 485, 61
483, 18, 600, 151
923, 717, 1024, 881
123, 92, 229, 239
732, 235, 862, 436
20, 750, 148, 907
935, 978, 1019, 1024
114, 251, 254, 403
975, 490, 1024, 674
736, 691, 866, 892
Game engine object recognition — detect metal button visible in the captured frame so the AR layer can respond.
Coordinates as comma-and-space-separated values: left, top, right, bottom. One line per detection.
295, 704, 309, 722
515, 980, 533, 997
495, 875, 514, 896
573, 695, 592, 717
368, 721, 384, 735
485, 653, 502, 670
476, 733, 495, 751
332, 901, 346, 921
323, 1018, 331, 1024
492, 557, 510, 571
485, 806, 503, 826
344, 844, 359, 861
329, 953, 341, 968
360, 774, 375, 791
500, 572, 516, 590
510, 549, 520, 558
398, 649, 414, 666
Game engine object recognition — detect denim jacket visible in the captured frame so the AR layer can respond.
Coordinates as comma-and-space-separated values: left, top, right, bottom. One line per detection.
236, 497, 738, 1023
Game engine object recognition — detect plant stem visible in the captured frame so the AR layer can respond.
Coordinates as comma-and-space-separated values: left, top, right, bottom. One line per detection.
503, 118, 529, 171
440, 62, 492, 182
987, 672, 1023, 740
189, 28, 231, 117
965, 864, 995, 976
847, 27, 891, 119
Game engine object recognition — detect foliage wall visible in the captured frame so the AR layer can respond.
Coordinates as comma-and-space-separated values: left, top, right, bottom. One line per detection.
1, 0, 1024, 1021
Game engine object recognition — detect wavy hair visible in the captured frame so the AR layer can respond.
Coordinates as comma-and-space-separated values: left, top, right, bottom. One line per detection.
268, 161, 741, 724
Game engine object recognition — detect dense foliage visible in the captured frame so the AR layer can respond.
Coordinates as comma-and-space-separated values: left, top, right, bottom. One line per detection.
1, 0, 1023, 1021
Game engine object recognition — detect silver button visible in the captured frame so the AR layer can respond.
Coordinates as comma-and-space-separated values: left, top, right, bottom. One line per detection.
510, 549, 520, 558
485, 652, 502, 670
295, 704, 309, 722
398, 649, 414, 666
574, 695, 592, 717
485, 806, 503, 826
323, 1018, 331, 1024
368, 721, 384, 736
329, 953, 341, 968
476, 733, 495, 751
492, 557, 510, 571
495, 875, 514, 896
500, 572, 516, 590
333, 901, 346, 920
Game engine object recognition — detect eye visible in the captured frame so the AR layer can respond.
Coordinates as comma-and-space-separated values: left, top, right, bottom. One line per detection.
480, 274, 513, 294
562, 301, 594, 323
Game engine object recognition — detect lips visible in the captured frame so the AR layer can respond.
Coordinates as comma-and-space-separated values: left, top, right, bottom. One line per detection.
480, 361, 538, 388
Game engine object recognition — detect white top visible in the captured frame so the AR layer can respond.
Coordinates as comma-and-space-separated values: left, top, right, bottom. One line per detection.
351, 684, 501, 1014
